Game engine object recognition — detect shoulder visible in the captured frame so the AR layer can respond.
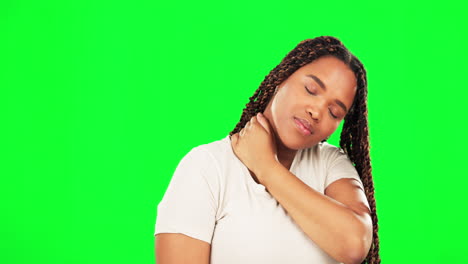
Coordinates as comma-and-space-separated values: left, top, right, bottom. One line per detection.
303, 141, 349, 166
178, 135, 226, 160
317, 141, 345, 155
186, 135, 231, 164
320, 142, 352, 166
175, 135, 232, 178
197, 135, 231, 155
164, 137, 232, 205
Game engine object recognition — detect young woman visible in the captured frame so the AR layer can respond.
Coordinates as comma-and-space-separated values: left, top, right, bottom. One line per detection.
154, 36, 380, 264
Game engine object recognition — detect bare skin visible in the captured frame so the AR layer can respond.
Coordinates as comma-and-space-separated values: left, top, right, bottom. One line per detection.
231, 56, 372, 263
261, 55, 357, 171
155, 56, 370, 264
231, 56, 373, 263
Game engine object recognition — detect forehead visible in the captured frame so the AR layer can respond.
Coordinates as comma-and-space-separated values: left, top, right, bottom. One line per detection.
296, 56, 358, 107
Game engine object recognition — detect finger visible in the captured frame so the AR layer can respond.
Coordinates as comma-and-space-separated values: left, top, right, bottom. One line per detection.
246, 119, 252, 129
231, 133, 238, 145
256, 112, 270, 133
251, 116, 258, 128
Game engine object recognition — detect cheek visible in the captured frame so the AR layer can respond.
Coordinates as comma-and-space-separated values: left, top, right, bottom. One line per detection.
323, 121, 340, 136
272, 97, 292, 122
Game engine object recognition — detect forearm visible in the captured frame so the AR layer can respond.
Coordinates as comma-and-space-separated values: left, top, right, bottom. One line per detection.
258, 161, 364, 264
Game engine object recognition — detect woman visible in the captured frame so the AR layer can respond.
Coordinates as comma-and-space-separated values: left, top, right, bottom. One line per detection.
155, 36, 380, 264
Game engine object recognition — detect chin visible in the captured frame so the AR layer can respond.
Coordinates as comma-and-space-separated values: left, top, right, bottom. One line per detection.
276, 130, 313, 150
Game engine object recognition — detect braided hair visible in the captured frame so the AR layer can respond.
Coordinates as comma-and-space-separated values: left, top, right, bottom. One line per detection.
229, 36, 380, 264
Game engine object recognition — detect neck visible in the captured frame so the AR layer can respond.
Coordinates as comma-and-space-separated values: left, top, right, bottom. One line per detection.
273, 130, 298, 171
262, 97, 298, 170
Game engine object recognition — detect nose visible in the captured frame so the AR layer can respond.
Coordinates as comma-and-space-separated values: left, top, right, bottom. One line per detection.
307, 99, 326, 123
308, 108, 320, 123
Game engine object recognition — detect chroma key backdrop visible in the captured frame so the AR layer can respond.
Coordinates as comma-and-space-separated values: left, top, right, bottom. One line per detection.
2, 0, 467, 263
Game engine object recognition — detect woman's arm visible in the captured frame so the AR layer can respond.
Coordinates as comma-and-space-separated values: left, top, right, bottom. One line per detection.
155, 233, 211, 264
258, 162, 373, 264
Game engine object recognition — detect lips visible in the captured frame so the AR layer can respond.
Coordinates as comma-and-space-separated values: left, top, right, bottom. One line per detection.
295, 117, 314, 134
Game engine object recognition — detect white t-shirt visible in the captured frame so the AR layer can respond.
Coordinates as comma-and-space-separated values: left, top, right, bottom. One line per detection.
154, 134, 365, 264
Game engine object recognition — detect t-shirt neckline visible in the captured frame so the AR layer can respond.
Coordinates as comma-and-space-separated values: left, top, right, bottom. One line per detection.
224, 134, 302, 196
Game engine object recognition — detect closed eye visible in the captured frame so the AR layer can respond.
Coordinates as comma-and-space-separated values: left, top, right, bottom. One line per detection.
305, 86, 317, 95
306, 86, 340, 119
304, 86, 338, 119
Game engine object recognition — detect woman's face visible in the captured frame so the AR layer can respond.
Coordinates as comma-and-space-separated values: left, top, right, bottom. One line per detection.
263, 55, 357, 150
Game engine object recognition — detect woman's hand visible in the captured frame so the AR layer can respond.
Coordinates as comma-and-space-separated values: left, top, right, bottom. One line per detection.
230, 112, 278, 184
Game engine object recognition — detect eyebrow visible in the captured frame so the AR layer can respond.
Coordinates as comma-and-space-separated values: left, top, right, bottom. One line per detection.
306, 74, 348, 113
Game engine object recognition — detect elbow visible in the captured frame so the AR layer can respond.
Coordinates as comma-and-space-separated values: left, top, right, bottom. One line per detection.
343, 211, 373, 264
343, 235, 372, 264
343, 246, 366, 264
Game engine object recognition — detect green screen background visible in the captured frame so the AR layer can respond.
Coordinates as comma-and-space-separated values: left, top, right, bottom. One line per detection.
3, 0, 467, 263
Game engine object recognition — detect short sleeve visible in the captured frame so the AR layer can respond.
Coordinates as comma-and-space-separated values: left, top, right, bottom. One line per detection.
324, 146, 364, 190
154, 147, 220, 244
